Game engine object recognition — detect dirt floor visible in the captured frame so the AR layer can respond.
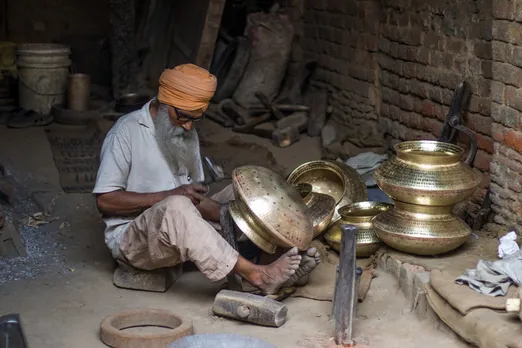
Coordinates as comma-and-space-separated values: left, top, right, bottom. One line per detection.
0, 120, 468, 347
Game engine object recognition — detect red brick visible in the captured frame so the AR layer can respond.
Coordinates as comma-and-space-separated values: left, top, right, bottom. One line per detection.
491, 103, 519, 129
493, 21, 522, 45
492, 122, 506, 142
446, 38, 467, 55
505, 85, 522, 112
468, 97, 492, 117
473, 149, 492, 171
467, 113, 492, 135
504, 129, 522, 152
493, 62, 522, 88
476, 134, 494, 153
474, 41, 493, 60
421, 100, 435, 117
493, 0, 516, 20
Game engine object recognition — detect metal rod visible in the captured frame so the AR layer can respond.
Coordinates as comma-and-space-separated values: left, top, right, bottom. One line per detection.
0, 313, 29, 348
332, 224, 358, 346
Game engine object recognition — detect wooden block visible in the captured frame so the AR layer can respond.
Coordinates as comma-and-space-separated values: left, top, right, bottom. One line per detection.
213, 290, 288, 327
272, 126, 300, 148
113, 260, 183, 293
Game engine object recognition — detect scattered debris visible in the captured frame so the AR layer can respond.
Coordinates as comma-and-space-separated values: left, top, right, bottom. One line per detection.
23, 212, 55, 227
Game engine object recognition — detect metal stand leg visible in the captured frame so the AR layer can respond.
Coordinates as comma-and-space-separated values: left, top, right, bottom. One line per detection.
0, 313, 28, 348
332, 224, 358, 346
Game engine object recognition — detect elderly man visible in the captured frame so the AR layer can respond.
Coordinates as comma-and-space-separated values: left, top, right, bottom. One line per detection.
93, 64, 319, 295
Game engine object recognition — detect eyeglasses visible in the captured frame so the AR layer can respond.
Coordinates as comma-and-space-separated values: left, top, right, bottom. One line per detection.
173, 106, 205, 123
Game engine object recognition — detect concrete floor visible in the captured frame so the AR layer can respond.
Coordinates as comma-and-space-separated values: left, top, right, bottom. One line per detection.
0, 120, 467, 347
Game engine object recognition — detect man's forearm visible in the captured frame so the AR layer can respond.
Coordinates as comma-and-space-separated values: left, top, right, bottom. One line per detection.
96, 190, 169, 216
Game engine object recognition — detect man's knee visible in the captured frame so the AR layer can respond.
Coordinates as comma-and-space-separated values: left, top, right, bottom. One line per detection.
161, 195, 201, 216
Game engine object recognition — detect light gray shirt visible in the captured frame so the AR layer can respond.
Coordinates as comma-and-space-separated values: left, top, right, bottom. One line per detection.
92, 100, 198, 258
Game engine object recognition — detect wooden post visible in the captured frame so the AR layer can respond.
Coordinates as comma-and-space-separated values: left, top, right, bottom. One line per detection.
332, 224, 358, 346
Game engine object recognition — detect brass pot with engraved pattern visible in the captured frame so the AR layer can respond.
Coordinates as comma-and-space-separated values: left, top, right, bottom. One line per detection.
372, 139, 481, 255
229, 165, 314, 254
295, 183, 336, 238
287, 160, 368, 228
373, 141, 481, 206
372, 202, 471, 255
324, 201, 392, 257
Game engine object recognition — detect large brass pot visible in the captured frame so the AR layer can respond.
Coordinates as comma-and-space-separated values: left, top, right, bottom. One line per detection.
372, 202, 471, 255
287, 160, 368, 226
230, 165, 314, 254
373, 141, 481, 206
324, 201, 392, 257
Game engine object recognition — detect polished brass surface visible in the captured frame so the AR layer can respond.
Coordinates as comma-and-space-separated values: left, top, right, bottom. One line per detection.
228, 199, 277, 253
287, 160, 368, 225
306, 192, 336, 237
327, 161, 369, 224
287, 161, 347, 204
372, 202, 471, 255
232, 165, 314, 253
324, 201, 392, 257
294, 182, 336, 236
373, 141, 481, 206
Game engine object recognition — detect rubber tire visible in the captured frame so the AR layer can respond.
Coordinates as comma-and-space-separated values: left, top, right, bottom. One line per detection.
211, 37, 251, 103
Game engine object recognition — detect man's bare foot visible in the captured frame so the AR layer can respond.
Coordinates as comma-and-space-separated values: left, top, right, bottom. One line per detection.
248, 247, 302, 295
283, 247, 321, 288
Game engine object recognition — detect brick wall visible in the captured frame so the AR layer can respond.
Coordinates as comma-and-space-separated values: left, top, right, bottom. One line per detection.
301, 0, 496, 216
490, 1, 522, 231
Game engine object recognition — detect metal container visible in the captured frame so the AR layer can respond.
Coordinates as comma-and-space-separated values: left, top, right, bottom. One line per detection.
373, 202, 471, 255
295, 183, 336, 238
287, 160, 368, 226
324, 201, 392, 257
230, 165, 313, 254
373, 141, 481, 206
67, 73, 90, 111
371, 139, 480, 256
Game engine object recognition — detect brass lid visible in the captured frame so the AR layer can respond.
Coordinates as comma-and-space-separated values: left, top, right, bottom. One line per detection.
232, 165, 313, 252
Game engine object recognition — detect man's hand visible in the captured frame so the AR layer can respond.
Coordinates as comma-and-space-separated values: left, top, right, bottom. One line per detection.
169, 183, 208, 205
196, 196, 222, 222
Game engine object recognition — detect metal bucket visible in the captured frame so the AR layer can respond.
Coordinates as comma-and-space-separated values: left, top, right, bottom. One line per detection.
16, 43, 71, 114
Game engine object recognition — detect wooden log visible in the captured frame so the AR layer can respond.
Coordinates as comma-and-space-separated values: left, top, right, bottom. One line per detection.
332, 224, 358, 347
275, 111, 308, 132
213, 290, 288, 327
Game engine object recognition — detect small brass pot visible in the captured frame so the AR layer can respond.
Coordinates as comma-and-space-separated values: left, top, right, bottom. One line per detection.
324, 201, 392, 257
372, 202, 471, 256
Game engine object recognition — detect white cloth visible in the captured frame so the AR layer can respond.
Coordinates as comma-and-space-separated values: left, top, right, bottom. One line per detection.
498, 231, 520, 259
344, 152, 388, 187
92, 99, 202, 259
456, 251, 522, 296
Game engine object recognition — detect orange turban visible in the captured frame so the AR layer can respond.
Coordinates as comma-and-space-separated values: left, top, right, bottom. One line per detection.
157, 64, 217, 112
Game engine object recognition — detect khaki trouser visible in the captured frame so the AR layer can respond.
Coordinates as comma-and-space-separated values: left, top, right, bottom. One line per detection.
119, 185, 239, 281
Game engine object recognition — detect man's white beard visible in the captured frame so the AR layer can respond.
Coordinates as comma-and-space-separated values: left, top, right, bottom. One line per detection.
153, 103, 205, 182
